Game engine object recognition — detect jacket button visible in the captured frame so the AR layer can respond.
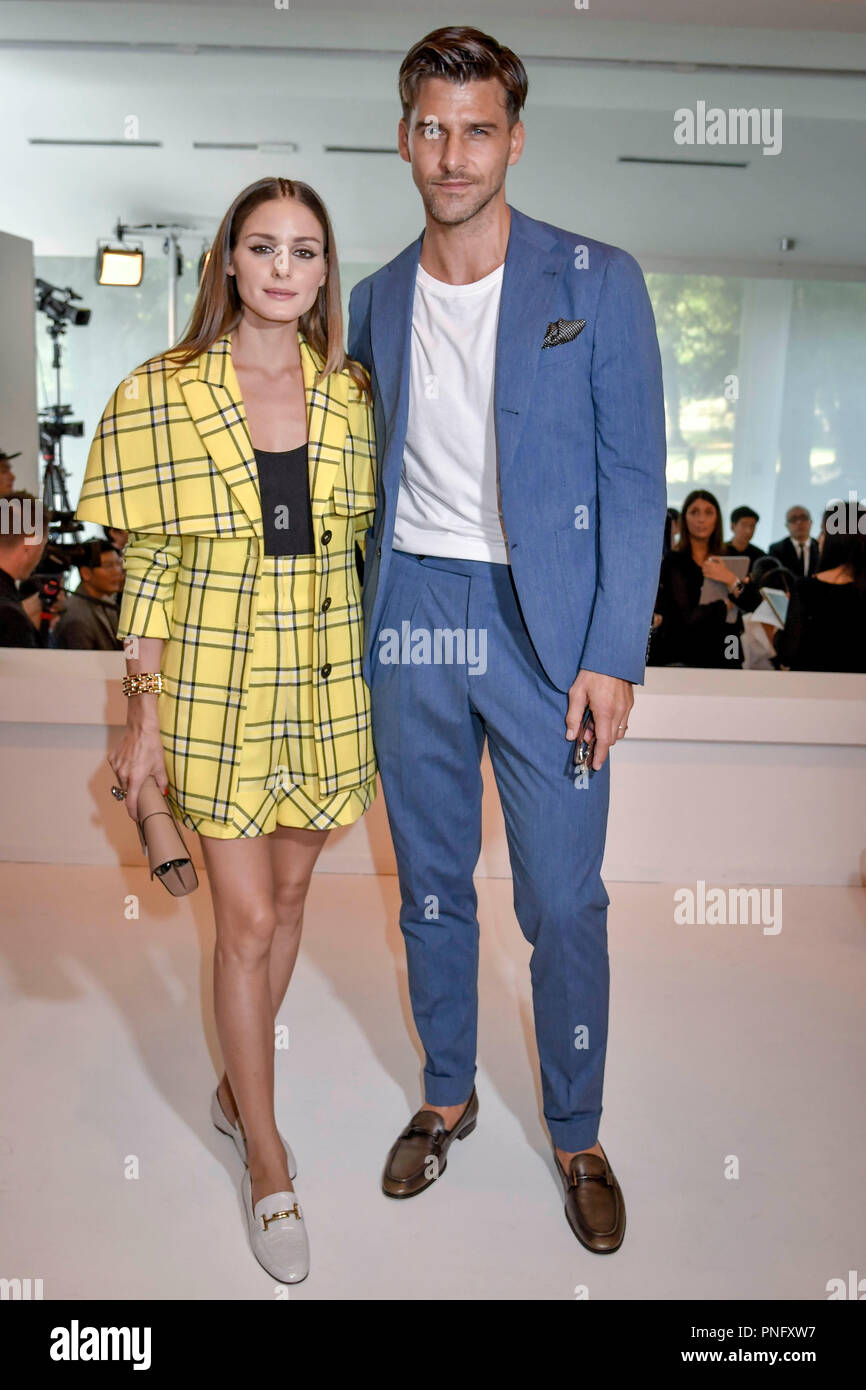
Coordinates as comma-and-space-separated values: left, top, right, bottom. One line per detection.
320, 663, 331, 679
321, 529, 332, 545
376, 545, 382, 558
321, 596, 331, 612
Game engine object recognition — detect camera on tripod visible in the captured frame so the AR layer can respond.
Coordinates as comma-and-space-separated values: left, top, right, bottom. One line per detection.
39, 405, 84, 449
34, 277, 91, 536
35, 278, 91, 329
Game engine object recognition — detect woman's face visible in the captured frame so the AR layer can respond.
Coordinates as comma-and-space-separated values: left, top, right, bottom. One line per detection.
227, 196, 327, 326
685, 498, 718, 541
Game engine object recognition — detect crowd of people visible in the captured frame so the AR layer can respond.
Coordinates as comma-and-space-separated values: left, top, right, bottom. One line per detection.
0, 450, 128, 651
648, 491, 866, 672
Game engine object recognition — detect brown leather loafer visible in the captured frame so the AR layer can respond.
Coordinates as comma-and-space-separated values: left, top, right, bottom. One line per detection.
382, 1089, 478, 1198
553, 1144, 626, 1253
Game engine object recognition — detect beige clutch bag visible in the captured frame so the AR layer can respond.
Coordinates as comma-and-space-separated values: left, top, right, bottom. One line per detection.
135, 775, 199, 896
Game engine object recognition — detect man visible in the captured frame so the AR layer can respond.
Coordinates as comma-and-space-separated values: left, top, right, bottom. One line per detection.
52, 537, 124, 650
348, 25, 666, 1253
770, 505, 818, 578
0, 448, 20, 499
0, 490, 48, 647
725, 505, 765, 566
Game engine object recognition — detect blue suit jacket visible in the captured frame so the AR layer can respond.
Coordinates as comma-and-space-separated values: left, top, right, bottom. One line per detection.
348, 204, 667, 692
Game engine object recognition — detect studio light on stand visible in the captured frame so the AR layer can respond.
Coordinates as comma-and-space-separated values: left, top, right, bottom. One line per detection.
96, 218, 203, 344
96, 225, 145, 286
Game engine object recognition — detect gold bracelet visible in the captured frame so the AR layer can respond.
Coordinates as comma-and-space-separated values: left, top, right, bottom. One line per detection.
122, 672, 164, 696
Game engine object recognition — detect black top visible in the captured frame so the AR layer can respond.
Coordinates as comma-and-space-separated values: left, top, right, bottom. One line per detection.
775, 576, 866, 672
724, 541, 765, 567
0, 567, 41, 648
253, 444, 315, 557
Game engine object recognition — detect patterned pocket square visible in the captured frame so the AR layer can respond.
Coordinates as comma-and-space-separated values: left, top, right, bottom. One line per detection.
542, 318, 586, 349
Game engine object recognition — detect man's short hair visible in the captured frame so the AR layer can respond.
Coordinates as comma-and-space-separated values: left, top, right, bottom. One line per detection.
730, 505, 759, 526
399, 26, 529, 127
78, 537, 118, 573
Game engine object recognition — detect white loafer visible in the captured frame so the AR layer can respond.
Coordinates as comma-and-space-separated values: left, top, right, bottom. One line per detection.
211, 1089, 297, 1179
241, 1168, 309, 1284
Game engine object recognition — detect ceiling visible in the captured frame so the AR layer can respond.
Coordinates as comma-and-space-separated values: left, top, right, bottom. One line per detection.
2, 1, 865, 273
5, 0, 866, 29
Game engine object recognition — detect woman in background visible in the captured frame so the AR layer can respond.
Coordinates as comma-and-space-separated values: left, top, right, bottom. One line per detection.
650, 489, 760, 668
777, 523, 866, 672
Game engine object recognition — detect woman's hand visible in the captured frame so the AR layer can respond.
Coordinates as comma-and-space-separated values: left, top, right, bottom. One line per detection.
113, 636, 168, 820
701, 556, 739, 587
109, 719, 168, 823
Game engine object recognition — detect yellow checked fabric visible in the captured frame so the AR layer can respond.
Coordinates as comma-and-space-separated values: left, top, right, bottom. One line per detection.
75, 331, 377, 832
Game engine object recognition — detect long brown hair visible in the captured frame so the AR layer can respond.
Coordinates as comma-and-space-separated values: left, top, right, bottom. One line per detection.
677, 488, 724, 557
151, 177, 369, 399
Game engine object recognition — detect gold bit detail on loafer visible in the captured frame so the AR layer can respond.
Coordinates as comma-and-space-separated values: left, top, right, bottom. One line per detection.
262, 1204, 300, 1230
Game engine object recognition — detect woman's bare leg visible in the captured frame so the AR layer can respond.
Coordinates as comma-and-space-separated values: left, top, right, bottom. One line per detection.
202, 826, 329, 1204
216, 825, 331, 1125
267, 823, 331, 1017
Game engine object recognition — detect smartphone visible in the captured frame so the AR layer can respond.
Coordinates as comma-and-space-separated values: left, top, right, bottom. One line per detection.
573, 709, 596, 775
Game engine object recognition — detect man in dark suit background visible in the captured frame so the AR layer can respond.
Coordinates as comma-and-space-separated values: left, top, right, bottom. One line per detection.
52, 538, 124, 650
770, 504, 819, 577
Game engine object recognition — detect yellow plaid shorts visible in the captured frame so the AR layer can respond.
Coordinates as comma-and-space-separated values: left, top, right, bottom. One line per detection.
172, 551, 376, 838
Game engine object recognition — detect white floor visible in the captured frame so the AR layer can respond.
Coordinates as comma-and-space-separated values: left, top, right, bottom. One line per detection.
0, 865, 863, 1301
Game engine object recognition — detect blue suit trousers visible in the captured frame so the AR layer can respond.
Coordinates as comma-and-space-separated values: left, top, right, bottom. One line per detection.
369, 549, 612, 1151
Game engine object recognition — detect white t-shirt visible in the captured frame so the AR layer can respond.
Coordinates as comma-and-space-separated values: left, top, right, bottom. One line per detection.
391, 260, 509, 564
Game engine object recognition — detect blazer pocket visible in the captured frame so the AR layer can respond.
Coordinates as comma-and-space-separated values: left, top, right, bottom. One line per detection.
538, 335, 586, 369
331, 481, 377, 516
330, 444, 377, 514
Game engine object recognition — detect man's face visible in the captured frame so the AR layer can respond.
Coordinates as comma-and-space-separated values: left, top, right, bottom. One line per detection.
732, 516, 756, 546
0, 460, 14, 497
398, 76, 524, 227
83, 548, 124, 597
786, 508, 811, 542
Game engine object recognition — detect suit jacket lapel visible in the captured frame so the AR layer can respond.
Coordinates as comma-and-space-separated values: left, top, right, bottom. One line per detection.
177, 331, 346, 538
494, 207, 564, 485
371, 232, 422, 496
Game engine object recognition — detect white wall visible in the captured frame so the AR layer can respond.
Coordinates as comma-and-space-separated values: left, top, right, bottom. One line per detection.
1, 653, 863, 887
0, 229, 39, 491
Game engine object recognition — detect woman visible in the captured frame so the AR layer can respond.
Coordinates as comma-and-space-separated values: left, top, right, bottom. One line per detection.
75, 177, 378, 1284
776, 525, 866, 672
650, 489, 759, 668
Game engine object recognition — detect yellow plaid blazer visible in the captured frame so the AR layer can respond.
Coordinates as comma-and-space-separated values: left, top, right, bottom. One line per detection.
75, 331, 377, 823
